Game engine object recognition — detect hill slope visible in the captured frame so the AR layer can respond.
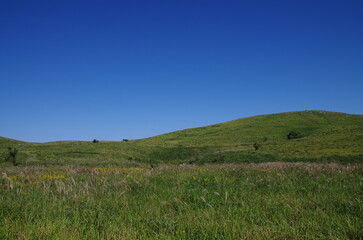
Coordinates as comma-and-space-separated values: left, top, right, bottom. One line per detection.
1, 111, 362, 165
138, 110, 363, 163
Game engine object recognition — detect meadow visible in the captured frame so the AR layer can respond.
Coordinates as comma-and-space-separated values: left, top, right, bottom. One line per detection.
1, 111, 362, 239
1, 163, 362, 239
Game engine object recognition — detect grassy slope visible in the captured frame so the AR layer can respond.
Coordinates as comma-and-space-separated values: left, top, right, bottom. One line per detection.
138, 110, 363, 163
2, 112, 362, 239
1, 111, 362, 165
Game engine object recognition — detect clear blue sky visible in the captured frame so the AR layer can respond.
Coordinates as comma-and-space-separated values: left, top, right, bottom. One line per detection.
1, 0, 362, 142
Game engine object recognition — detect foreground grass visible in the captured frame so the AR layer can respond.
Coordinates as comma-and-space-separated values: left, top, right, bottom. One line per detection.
1, 163, 362, 239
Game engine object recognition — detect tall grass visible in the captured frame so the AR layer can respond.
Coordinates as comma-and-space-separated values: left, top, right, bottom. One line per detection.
1, 163, 362, 239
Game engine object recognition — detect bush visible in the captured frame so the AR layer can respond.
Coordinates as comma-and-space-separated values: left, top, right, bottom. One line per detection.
92, 139, 99, 143
253, 143, 261, 150
6, 147, 19, 166
191, 148, 201, 163
287, 131, 302, 140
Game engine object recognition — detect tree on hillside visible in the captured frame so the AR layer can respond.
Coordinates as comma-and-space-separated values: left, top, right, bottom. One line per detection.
93, 139, 99, 143
287, 131, 302, 140
189, 148, 201, 164
6, 147, 19, 166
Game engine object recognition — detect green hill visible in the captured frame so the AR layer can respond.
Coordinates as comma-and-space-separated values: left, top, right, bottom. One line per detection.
1, 111, 362, 166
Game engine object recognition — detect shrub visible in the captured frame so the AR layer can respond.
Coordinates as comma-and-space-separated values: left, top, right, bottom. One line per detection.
92, 139, 99, 143
287, 131, 302, 140
192, 148, 201, 162
6, 147, 19, 166
253, 143, 261, 150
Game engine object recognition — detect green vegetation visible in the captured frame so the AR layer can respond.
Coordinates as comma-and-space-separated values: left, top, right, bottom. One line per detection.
287, 130, 303, 140
1, 110, 362, 239
5, 147, 19, 166
1, 164, 362, 239
1, 110, 362, 166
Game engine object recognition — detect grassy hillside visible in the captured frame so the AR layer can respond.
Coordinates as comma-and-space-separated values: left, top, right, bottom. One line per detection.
138, 110, 363, 163
2, 112, 362, 239
1, 111, 362, 166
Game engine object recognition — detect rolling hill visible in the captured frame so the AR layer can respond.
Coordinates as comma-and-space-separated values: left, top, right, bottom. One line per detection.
1, 110, 362, 166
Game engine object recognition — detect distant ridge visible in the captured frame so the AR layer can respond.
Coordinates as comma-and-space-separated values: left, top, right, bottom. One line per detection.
1, 110, 362, 165
0, 110, 358, 143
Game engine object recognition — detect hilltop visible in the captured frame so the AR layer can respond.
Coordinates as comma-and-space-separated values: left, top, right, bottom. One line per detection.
1, 110, 362, 166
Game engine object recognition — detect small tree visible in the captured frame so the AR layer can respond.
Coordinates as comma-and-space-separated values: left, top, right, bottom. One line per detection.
253, 143, 261, 150
6, 147, 19, 166
189, 148, 201, 164
287, 131, 302, 140
92, 139, 99, 143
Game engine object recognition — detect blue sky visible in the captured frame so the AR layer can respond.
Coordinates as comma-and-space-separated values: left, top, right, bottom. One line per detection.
1, 0, 362, 142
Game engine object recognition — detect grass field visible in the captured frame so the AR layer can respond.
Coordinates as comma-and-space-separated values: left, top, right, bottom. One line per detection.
1, 111, 362, 239
1, 163, 362, 239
